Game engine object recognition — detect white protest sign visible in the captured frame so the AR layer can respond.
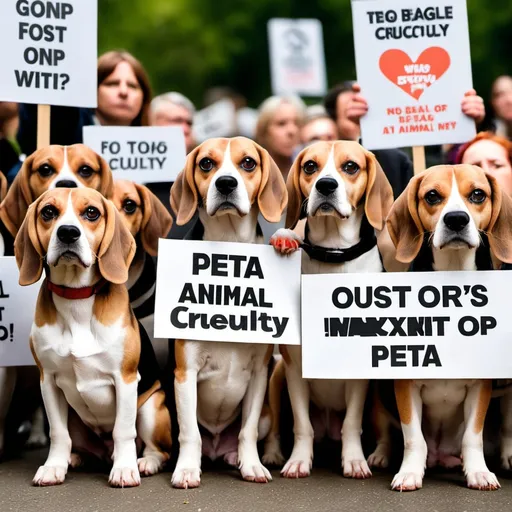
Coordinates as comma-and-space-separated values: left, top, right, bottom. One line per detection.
0, 0, 97, 107
268, 18, 327, 97
0, 257, 38, 367
351, 0, 475, 150
302, 271, 512, 379
83, 126, 186, 184
154, 240, 301, 345
193, 99, 237, 143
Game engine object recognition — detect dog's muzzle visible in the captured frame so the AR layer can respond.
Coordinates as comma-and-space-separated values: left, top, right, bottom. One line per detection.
315, 177, 338, 197
57, 225, 81, 245
215, 176, 238, 196
443, 211, 470, 233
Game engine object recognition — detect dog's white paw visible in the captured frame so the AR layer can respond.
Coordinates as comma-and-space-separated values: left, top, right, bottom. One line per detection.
281, 458, 311, 478
172, 466, 201, 489
108, 465, 141, 488
466, 471, 500, 491
343, 458, 372, 479
33, 465, 67, 486
138, 455, 163, 476
367, 448, 389, 469
391, 471, 423, 491
239, 461, 272, 483
270, 229, 302, 255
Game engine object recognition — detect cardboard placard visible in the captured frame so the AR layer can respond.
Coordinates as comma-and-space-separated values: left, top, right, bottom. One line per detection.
193, 99, 237, 143
351, 0, 475, 150
268, 18, 327, 97
154, 240, 301, 345
0, 0, 97, 107
0, 257, 38, 367
302, 271, 512, 379
83, 126, 186, 183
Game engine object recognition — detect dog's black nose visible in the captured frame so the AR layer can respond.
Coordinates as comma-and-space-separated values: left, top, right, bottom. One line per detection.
55, 180, 77, 188
444, 211, 470, 232
315, 177, 338, 196
57, 225, 81, 244
215, 176, 238, 195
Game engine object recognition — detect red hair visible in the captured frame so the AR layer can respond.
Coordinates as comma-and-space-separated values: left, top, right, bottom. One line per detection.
455, 131, 512, 164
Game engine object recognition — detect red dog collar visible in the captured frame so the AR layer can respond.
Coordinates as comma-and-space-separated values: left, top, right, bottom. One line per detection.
47, 278, 108, 300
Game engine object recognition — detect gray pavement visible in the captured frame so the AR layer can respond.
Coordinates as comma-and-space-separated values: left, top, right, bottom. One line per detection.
1, 450, 512, 512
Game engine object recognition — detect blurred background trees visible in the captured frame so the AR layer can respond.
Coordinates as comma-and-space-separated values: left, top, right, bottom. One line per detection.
99, 0, 512, 109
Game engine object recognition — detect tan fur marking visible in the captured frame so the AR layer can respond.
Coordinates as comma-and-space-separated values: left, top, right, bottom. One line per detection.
264, 344, 274, 365
121, 310, 141, 384
137, 380, 161, 409
151, 389, 172, 456
279, 345, 291, 365
29, 336, 44, 382
394, 379, 413, 425
34, 282, 57, 327
268, 359, 285, 436
474, 380, 492, 434
93, 283, 130, 326
174, 339, 188, 383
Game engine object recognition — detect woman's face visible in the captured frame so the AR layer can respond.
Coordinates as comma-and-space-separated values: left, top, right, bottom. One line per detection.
491, 76, 512, 123
97, 61, 144, 126
462, 139, 512, 195
265, 103, 301, 159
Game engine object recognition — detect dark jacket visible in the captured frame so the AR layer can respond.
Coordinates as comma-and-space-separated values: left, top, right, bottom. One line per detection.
372, 148, 414, 199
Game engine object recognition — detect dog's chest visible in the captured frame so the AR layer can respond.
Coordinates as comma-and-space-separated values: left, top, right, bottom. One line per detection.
416, 379, 475, 410
302, 246, 383, 275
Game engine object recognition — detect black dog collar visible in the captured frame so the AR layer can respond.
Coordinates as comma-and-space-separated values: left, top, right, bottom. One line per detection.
301, 215, 377, 264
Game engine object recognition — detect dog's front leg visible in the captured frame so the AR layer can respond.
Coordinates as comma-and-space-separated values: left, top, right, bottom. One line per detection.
33, 374, 71, 486
391, 380, 427, 491
281, 361, 313, 478
172, 340, 202, 489
501, 388, 512, 470
238, 358, 272, 483
0, 367, 16, 458
462, 380, 500, 490
109, 375, 140, 488
342, 379, 371, 478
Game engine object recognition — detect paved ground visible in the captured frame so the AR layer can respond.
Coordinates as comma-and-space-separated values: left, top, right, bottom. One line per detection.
1, 450, 512, 512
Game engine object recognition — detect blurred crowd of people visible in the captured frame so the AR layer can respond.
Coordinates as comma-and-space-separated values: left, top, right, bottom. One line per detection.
1, 49, 512, 203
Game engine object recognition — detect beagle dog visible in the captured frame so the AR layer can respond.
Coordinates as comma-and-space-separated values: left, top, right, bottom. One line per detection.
15, 188, 171, 487
385, 164, 512, 491
169, 136, 287, 488
112, 180, 173, 365
264, 141, 393, 479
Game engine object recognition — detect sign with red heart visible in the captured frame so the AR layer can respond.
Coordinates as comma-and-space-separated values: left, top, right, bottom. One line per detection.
379, 47, 451, 100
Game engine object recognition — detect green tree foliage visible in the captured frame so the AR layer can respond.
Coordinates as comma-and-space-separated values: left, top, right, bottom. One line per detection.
99, 0, 512, 109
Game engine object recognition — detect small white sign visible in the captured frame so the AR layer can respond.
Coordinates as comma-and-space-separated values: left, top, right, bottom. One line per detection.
0, 257, 38, 366
154, 240, 301, 345
0, 0, 97, 107
302, 271, 512, 379
193, 99, 237, 143
351, 0, 475, 149
83, 126, 186, 183
268, 18, 327, 97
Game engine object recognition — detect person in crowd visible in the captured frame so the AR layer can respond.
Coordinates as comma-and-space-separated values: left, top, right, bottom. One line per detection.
0, 102, 21, 174
255, 95, 306, 179
456, 131, 512, 196
300, 105, 339, 146
490, 75, 512, 139
150, 92, 196, 153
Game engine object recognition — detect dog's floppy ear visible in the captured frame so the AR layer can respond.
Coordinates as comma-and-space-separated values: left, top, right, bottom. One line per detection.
136, 183, 173, 256
255, 141, 287, 223
96, 152, 114, 199
15, 199, 44, 286
285, 147, 307, 229
170, 146, 200, 226
486, 172, 512, 264
0, 154, 36, 237
364, 149, 394, 230
386, 172, 425, 263
0, 171, 7, 201
98, 198, 136, 284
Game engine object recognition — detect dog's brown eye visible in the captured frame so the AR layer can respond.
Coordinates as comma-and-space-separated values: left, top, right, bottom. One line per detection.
84, 206, 100, 221
425, 190, 442, 205
38, 164, 55, 178
41, 205, 58, 221
240, 157, 256, 171
469, 189, 486, 204
303, 160, 318, 174
78, 165, 94, 178
123, 199, 137, 215
199, 158, 214, 172
342, 161, 359, 175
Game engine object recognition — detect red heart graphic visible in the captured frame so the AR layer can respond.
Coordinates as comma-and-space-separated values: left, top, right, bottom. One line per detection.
379, 47, 451, 100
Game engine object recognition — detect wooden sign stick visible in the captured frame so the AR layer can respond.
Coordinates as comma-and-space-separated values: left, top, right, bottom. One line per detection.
412, 145, 426, 175
36, 104, 51, 149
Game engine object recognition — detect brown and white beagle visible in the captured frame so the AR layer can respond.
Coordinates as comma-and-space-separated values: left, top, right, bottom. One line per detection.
169, 136, 287, 488
264, 140, 393, 479
15, 188, 171, 487
385, 164, 512, 491
112, 180, 173, 365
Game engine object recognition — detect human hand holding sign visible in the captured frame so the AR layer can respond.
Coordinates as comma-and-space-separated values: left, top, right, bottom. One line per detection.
348, 83, 485, 126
